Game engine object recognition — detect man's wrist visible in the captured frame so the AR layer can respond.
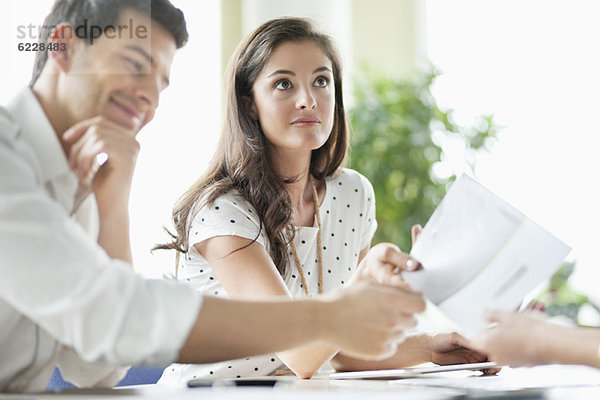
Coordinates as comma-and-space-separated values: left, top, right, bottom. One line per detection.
94, 183, 131, 214
96, 201, 129, 219
312, 297, 335, 344
422, 334, 434, 363
92, 169, 135, 201
409, 334, 433, 363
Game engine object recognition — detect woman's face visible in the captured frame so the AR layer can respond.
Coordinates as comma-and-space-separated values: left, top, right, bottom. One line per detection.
250, 40, 335, 153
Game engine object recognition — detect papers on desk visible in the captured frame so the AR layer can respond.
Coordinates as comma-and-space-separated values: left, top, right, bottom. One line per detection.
390, 365, 600, 392
404, 174, 571, 335
329, 362, 498, 380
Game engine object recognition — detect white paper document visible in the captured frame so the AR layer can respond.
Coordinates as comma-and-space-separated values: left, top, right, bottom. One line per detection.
329, 362, 498, 380
390, 365, 600, 391
405, 174, 571, 335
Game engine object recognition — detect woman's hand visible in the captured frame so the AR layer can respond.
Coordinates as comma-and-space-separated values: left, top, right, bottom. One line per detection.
353, 224, 423, 288
430, 332, 487, 364
353, 243, 419, 287
429, 332, 500, 375
411, 224, 422, 247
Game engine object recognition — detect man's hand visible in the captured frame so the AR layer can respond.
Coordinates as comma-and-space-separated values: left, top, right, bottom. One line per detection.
63, 116, 140, 192
324, 281, 426, 360
62, 116, 141, 263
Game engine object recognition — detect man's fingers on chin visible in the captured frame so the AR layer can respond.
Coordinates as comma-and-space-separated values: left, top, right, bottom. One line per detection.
63, 119, 96, 141
81, 167, 94, 186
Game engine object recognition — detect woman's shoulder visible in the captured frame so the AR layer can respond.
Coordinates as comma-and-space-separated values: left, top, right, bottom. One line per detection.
188, 189, 265, 248
327, 168, 374, 193
191, 189, 260, 227
197, 189, 256, 213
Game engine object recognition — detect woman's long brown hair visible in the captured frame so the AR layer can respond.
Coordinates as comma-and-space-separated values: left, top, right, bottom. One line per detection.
156, 17, 349, 277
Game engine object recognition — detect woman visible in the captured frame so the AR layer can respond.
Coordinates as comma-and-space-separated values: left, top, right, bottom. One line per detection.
157, 17, 487, 383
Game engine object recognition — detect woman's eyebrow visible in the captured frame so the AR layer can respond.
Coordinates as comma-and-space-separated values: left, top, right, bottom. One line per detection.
267, 69, 295, 78
313, 66, 332, 74
267, 66, 332, 78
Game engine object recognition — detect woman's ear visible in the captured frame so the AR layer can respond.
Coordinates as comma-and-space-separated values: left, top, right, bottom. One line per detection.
242, 95, 259, 120
48, 23, 79, 73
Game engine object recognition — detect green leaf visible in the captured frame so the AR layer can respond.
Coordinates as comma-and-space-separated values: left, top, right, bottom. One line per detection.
348, 64, 499, 251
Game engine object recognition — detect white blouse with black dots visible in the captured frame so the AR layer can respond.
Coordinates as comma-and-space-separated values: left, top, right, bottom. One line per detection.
158, 168, 377, 384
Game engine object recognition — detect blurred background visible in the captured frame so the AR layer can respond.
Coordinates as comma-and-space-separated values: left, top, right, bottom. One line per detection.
2, 0, 599, 326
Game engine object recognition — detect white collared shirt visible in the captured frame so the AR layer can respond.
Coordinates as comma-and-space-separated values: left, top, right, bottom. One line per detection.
0, 88, 202, 392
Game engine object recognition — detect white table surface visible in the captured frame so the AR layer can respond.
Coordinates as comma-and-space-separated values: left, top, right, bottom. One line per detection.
2, 365, 600, 400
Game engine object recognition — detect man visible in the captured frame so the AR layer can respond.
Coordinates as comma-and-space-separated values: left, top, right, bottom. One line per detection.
0, 0, 425, 392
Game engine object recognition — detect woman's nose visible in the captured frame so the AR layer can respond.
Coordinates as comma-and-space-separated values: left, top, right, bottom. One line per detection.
295, 87, 317, 110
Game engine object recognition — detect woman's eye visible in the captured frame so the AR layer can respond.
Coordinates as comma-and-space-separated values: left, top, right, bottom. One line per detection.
274, 80, 292, 90
314, 77, 329, 87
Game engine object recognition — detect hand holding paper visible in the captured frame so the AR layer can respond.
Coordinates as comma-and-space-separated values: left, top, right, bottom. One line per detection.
404, 174, 571, 335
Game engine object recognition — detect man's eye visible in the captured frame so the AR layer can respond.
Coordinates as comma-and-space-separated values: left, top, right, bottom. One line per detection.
314, 76, 329, 87
124, 57, 144, 72
274, 80, 292, 90
130, 60, 143, 72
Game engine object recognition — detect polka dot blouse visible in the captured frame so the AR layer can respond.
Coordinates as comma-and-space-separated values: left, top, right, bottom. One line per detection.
158, 168, 377, 384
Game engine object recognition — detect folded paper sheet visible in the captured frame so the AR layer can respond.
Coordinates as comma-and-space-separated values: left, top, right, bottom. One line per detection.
406, 174, 571, 335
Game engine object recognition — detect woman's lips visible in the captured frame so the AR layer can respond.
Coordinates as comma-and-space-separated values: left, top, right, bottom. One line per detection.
291, 118, 320, 126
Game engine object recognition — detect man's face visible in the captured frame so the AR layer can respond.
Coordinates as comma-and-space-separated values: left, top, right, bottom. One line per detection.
62, 8, 176, 132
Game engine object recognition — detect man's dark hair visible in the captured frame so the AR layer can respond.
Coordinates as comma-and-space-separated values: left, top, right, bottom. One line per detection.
30, 0, 188, 86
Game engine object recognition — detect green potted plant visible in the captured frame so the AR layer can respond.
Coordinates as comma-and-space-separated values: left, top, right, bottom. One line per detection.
348, 66, 598, 325
348, 65, 498, 251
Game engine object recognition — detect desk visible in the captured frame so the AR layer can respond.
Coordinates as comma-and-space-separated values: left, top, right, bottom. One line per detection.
2, 365, 600, 400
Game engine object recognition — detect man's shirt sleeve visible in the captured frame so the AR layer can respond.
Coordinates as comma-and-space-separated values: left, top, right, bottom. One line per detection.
0, 127, 202, 368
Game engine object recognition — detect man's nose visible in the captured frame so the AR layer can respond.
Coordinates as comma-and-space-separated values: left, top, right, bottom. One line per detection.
134, 73, 160, 113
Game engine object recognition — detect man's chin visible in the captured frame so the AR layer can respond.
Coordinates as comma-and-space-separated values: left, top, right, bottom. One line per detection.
102, 110, 139, 131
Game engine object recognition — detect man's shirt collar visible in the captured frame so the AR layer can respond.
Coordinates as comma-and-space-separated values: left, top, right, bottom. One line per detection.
7, 87, 70, 183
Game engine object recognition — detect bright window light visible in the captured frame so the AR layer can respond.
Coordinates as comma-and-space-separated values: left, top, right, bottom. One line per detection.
426, 0, 600, 298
